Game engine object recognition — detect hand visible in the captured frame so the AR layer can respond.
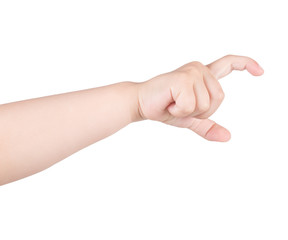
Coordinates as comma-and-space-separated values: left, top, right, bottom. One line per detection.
137, 55, 264, 142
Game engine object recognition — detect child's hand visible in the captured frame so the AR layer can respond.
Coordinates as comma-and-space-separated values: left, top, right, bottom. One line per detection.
137, 55, 264, 142
0, 54, 264, 185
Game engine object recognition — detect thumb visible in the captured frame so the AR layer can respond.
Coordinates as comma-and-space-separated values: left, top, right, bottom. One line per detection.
188, 118, 231, 142
207, 55, 264, 80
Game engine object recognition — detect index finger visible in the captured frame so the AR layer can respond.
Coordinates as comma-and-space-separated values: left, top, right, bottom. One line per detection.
207, 55, 264, 80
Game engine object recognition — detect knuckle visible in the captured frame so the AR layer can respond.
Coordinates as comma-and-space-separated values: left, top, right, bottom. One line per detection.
175, 61, 204, 82
180, 102, 196, 116
198, 102, 210, 112
186, 62, 204, 75
175, 108, 189, 117
190, 61, 204, 68
186, 103, 196, 114
186, 68, 202, 81
180, 109, 190, 116
215, 90, 225, 101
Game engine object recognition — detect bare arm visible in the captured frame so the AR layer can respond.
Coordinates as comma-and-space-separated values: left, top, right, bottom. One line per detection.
0, 82, 139, 185
0, 55, 264, 185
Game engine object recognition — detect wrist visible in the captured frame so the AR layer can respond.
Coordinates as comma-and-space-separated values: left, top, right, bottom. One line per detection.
126, 81, 145, 123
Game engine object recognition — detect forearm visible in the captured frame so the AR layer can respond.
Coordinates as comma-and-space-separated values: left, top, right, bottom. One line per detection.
0, 81, 140, 185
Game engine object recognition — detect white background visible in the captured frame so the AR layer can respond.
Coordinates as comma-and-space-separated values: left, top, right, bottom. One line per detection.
0, 0, 287, 239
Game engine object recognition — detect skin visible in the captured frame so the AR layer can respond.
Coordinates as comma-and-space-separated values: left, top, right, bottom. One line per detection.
0, 55, 264, 185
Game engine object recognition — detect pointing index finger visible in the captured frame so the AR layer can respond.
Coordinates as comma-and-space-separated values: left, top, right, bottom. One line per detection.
207, 55, 264, 80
